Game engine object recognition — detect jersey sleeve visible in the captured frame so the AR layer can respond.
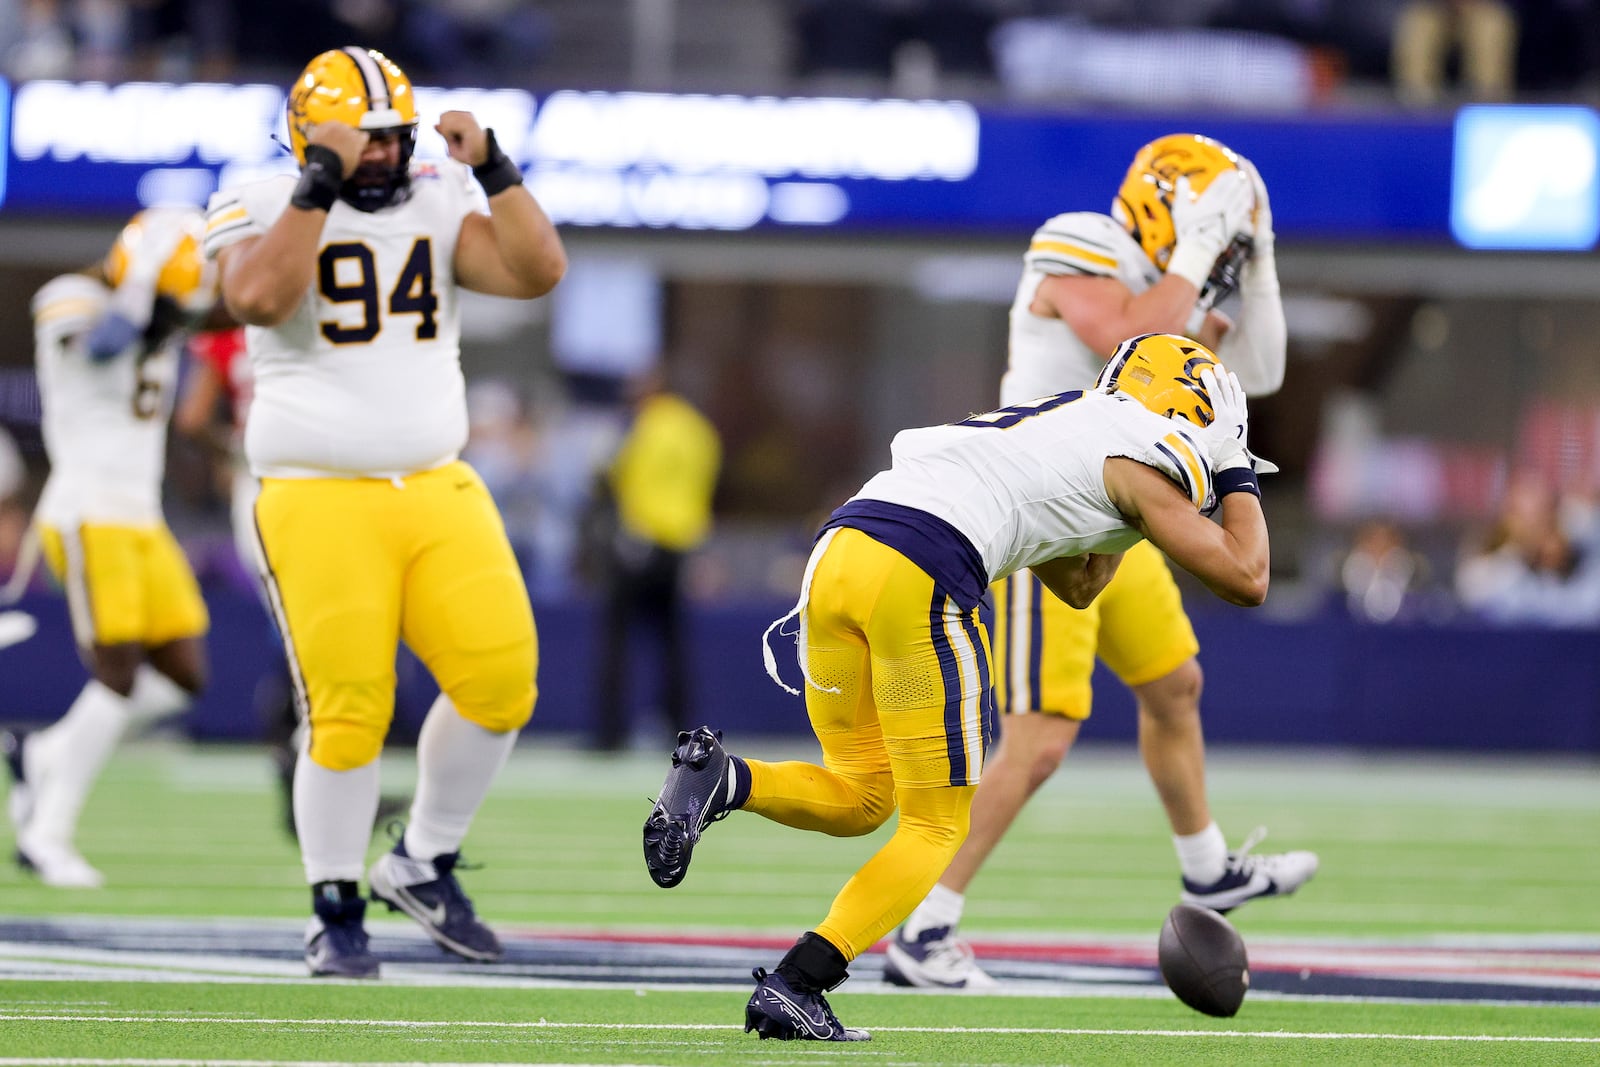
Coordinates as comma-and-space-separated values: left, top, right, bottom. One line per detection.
1023, 212, 1130, 280
30, 274, 107, 341
203, 177, 292, 260
1148, 425, 1215, 511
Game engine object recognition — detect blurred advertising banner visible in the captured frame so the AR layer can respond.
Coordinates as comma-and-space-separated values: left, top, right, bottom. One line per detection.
2, 77, 1596, 250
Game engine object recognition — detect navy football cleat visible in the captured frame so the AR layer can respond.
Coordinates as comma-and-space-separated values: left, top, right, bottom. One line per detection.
744, 967, 870, 1041
368, 840, 503, 962
305, 896, 380, 979
643, 726, 738, 889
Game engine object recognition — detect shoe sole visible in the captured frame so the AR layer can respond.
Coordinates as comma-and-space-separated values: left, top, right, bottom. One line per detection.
367, 863, 503, 963
642, 729, 727, 889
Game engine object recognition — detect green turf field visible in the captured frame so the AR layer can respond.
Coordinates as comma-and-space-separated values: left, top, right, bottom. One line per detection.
2, 736, 1597, 1065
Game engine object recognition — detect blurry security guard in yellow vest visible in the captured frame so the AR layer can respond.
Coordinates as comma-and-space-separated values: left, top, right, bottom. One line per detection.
592, 377, 721, 751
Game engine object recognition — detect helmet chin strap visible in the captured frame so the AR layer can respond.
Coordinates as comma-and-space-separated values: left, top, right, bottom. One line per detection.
338, 125, 418, 212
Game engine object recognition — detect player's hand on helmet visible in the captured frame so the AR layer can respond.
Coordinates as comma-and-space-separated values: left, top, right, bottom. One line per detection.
1198, 366, 1251, 471
85, 311, 142, 362
436, 111, 489, 167
307, 120, 368, 178
1173, 170, 1253, 257
1236, 155, 1274, 254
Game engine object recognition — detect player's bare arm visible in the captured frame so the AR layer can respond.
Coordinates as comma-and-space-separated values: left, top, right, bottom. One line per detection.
441, 110, 567, 299
217, 121, 368, 325
1103, 456, 1268, 607
1033, 273, 1202, 358
1032, 551, 1125, 609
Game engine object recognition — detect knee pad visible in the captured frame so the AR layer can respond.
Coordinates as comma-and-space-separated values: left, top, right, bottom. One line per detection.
451, 669, 536, 733
307, 718, 385, 771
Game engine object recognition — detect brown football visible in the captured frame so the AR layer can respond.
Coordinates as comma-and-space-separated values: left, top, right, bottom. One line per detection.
1158, 902, 1249, 1017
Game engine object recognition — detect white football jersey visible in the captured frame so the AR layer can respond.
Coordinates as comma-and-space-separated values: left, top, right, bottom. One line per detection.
851, 389, 1212, 582
32, 273, 179, 525
1001, 212, 1173, 405
203, 161, 487, 478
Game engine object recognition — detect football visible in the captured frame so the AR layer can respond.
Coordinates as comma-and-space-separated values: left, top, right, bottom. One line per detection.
1157, 902, 1249, 1017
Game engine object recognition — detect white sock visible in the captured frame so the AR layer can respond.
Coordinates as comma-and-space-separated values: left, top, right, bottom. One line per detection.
1174, 821, 1229, 885
125, 664, 192, 729
403, 694, 517, 861
904, 882, 966, 939
23, 680, 131, 846
294, 748, 380, 884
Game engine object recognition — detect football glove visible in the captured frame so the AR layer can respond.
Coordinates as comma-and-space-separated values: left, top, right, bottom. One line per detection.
1236, 154, 1274, 256
1199, 366, 1278, 476
1167, 170, 1254, 289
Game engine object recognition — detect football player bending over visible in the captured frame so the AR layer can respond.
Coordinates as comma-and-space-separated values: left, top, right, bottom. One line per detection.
205, 46, 565, 979
887, 133, 1316, 989
643, 333, 1274, 1040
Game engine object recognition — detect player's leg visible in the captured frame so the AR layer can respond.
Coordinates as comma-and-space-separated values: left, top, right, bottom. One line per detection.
256, 476, 403, 978
16, 524, 203, 887
889, 565, 1098, 986
642, 529, 889, 890
748, 530, 984, 1041
382, 462, 536, 961
1101, 543, 1318, 911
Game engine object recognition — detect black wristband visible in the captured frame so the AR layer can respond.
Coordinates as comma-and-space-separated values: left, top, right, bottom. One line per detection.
1215, 465, 1261, 499
291, 144, 344, 212
472, 129, 523, 197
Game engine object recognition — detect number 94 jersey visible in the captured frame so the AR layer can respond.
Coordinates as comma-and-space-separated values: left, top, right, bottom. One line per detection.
203, 161, 486, 479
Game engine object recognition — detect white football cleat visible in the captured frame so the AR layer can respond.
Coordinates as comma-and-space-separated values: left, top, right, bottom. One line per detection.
883, 924, 998, 989
16, 836, 105, 889
1181, 826, 1319, 914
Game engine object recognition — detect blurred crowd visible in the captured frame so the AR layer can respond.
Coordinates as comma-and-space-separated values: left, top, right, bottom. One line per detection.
3, 0, 1597, 107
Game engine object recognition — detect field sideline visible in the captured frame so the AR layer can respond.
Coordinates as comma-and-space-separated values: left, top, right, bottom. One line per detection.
2, 737, 1597, 1064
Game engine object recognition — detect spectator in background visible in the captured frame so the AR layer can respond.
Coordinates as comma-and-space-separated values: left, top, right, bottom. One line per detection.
588, 372, 721, 752
1455, 476, 1600, 626
1337, 518, 1434, 623
1391, 0, 1517, 105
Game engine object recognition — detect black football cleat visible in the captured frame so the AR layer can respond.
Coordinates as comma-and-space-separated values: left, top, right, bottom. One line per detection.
642, 726, 738, 889
744, 967, 870, 1041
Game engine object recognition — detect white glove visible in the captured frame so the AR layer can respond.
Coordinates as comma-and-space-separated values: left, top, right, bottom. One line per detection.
1199, 366, 1278, 474
1236, 155, 1274, 256
1167, 169, 1255, 289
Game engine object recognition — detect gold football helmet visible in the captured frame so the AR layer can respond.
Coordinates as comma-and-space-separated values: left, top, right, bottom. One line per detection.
1112, 133, 1242, 272
104, 206, 215, 315
286, 46, 418, 210
1094, 332, 1221, 427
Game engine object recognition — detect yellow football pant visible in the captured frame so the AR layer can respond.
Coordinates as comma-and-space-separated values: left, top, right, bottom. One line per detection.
254, 461, 537, 771
747, 528, 988, 960
40, 521, 209, 649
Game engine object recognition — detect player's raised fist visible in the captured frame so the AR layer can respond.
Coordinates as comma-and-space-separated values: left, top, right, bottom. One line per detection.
435, 111, 489, 168
306, 120, 368, 177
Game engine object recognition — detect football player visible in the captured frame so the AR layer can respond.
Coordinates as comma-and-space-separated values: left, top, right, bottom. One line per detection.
204, 46, 566, 978
3, 206, 219, 888
643, 334, 1273, 1040
886, 134, 1317, 989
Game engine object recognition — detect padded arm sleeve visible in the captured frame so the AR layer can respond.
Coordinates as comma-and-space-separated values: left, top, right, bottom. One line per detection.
1213, 247, 1286, 397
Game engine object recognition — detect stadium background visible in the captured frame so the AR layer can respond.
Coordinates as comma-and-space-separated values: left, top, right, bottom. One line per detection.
2, 0, 1600, 755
